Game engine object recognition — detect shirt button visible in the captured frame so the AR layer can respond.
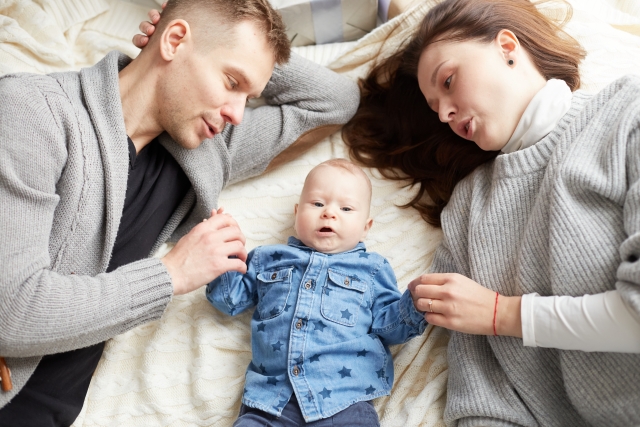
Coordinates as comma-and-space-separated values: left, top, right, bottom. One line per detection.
344, 278, 350, 286
271, 273, 277, 280
293, 366, 300, 376
295, 320, 303, 329
304, 281, 312, 289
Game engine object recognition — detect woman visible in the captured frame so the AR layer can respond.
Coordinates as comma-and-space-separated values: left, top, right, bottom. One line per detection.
343, 0, 640, 425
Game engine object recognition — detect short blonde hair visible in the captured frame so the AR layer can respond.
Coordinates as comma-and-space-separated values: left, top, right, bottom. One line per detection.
155, 0, 290, 64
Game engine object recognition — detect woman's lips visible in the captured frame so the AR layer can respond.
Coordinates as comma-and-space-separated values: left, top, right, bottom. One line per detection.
457, 117, 473, 140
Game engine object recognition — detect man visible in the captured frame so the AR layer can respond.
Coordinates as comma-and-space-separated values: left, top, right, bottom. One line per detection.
0, 0, 360, 424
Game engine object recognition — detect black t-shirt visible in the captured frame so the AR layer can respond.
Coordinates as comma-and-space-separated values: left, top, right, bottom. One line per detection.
0, 138, 191, 427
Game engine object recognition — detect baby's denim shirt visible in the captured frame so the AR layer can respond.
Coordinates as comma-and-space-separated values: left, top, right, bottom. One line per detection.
206, 237, 427, 422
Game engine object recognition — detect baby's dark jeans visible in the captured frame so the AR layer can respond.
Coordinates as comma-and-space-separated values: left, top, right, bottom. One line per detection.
233, 394, 380, 426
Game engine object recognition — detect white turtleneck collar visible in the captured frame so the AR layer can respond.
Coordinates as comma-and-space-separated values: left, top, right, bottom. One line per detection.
501, 79, 573, 154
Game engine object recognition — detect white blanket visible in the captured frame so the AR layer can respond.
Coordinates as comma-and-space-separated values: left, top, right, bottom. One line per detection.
1, 0, 639, 425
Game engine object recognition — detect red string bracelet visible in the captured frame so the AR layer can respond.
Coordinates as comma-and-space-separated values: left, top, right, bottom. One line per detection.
493, 291, 499, 336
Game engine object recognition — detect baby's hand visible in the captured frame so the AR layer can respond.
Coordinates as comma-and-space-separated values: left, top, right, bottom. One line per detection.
132, 2, 166, 49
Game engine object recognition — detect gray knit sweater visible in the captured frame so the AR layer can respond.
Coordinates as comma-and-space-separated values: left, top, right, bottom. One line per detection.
0, 51, 359, 407
432, 76, 640, 427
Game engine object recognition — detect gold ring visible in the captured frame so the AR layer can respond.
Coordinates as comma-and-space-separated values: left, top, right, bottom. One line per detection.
428, 299, 433, 313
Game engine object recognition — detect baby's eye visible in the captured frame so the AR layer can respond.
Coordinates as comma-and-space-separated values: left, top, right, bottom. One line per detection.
314, 202, 324, 207
228, 76, 238, 90
444, 75, 452, 89
341, 207, 352, 212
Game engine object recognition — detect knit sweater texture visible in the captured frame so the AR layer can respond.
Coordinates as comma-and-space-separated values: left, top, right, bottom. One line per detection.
0, 51, 360, 407
432, 75, 640, 427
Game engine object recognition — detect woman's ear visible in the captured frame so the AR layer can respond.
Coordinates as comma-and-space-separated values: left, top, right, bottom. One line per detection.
159, 19, 191, 61
496, 29, 519, 64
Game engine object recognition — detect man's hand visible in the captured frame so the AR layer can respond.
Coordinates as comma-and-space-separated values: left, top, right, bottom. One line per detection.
162, 209, 248, 295
132, 2, 166, 49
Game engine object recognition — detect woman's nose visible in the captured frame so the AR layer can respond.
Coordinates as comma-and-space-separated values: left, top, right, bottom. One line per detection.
438, 100, 456, 123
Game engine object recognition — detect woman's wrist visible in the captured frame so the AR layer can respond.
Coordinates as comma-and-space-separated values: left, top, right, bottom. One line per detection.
496, 295, 523, 338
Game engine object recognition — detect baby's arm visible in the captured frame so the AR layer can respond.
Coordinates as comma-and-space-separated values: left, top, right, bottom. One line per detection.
205, 248, 261, 316
370, 259, 428, 346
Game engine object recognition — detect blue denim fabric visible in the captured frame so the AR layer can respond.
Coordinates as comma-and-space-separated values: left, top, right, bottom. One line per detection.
233, 394, 380, 426
206, 237, 427, 422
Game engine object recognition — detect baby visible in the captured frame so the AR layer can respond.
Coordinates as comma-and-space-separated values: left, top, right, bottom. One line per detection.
206, 159, 427, 426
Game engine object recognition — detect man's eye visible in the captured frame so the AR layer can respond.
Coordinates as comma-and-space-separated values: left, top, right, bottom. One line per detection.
314, 202, 324, 207
341, 207, 352, 212
444, 75, 452, 89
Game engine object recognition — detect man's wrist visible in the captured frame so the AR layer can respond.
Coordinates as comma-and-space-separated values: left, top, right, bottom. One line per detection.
161, 256, 184, 295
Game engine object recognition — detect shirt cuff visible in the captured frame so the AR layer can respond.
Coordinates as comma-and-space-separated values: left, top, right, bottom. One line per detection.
521, 292, 539, 347
399, 289, 428, 333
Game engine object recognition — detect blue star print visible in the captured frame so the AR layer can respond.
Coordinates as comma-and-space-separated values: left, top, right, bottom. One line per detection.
284, 304, 292, 312
313, 320, 326, 331
323, 287, 332, 296
338, 367, 352, 378
272, 341, 283, 352
259, 364, 268, 374
309, 354, 321, 363
267, 377, 279, 385
341, 309, 353, 320
306, 391, 314, 402
270, 252, 283, 261
357, 349, 369, 357
257, 322, 266, 332
273, 398, 289, 411
319, 388, 332, 399
376, 368, 385, 378
365, 385, 376, 395
270, 307, 279, 316
358, 252, 370, 258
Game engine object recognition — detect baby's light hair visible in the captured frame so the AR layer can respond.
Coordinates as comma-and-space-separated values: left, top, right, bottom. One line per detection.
307, 159, 372, 200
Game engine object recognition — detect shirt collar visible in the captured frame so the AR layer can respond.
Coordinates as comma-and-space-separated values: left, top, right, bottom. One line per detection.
502, 79, 573, 154
286, 236, 366, 254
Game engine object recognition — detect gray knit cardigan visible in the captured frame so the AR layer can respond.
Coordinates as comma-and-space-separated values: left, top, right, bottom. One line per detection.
0, 51, 360, 407
433, 75, 640, 426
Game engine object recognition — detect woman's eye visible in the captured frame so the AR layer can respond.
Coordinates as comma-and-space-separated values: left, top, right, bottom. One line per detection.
341, 207, 352, 212
444, 75, 452, 89
314, 202, 324, 207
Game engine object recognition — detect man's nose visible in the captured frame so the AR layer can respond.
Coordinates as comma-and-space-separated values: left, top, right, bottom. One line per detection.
220, 96, 246, 126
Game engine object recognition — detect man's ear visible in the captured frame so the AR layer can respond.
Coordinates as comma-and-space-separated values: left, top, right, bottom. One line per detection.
361, 218, 374, 240
496, 29, 519, 63
159, 19, 191, 61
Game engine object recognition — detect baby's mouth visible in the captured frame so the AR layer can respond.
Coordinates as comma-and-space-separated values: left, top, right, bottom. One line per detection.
319, 227, 333, 233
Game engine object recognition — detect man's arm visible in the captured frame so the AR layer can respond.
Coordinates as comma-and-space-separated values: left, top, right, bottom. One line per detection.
0, 76, 172, 358
222, 52, 360, 183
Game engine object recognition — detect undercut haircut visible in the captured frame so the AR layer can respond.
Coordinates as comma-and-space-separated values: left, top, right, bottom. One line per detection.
155, 0, 290, 64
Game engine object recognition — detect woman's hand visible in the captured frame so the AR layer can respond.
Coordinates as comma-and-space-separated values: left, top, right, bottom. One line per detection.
132, 2, 166, 49
408, 273, 523, 337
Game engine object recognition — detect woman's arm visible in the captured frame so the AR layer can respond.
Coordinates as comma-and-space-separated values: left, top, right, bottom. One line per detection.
522, 291, 640, 352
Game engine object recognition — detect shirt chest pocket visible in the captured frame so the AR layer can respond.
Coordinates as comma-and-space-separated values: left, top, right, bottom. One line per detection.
256, 267, 293, 320
321, 269, 367, 327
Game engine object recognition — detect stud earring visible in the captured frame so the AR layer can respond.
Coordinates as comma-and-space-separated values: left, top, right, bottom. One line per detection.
508, 59, 514, 65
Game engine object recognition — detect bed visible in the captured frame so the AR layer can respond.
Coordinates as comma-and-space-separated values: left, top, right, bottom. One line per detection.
1, 0, 639, 425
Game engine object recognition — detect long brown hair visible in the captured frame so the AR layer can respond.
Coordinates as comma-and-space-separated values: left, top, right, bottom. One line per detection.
343, 0, 585, 227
